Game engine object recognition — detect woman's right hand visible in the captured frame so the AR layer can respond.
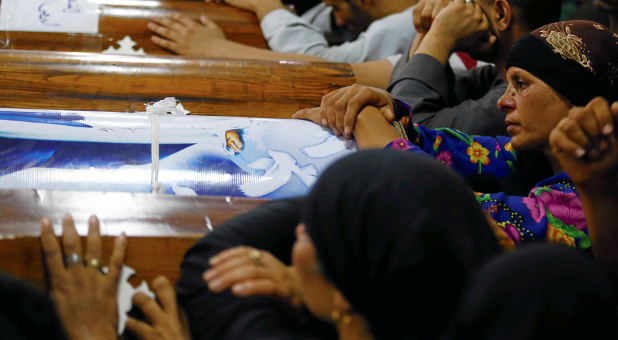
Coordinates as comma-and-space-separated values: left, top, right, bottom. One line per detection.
204, 246, 303, 307
293, 84, 396, 139
549, 97, 618, 188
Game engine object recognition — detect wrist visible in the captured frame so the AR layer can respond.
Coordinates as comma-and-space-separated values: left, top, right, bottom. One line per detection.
415, 30, 454, 65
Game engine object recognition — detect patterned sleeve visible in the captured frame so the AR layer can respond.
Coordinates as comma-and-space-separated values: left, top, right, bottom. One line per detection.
475, 173, 590, 249
388, 100, 590, 249
388, 99, 517, 179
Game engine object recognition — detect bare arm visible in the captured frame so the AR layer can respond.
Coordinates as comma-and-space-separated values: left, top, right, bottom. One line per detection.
550, 97, 618, 275
351, 59, 393, 90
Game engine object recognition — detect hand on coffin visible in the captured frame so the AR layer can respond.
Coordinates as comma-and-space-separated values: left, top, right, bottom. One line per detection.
204, 246, 304, 307
148, 13, 227, 56
40, 215, 125, 340
293, 84, 396, 139
125, 276, 191, 340
549, 97, 618, 188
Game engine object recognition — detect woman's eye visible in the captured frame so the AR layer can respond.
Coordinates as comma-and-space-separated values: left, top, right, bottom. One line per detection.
516, 80, 527, 88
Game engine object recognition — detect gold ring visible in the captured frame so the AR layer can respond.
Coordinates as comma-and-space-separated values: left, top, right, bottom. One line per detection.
249, 250, 262, 266
86, 258, 102, 269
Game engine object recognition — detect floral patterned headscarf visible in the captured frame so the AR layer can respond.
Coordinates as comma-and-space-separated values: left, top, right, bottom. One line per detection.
506, 20, 618, 106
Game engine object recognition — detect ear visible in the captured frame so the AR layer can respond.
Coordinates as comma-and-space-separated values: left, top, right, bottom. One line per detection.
493, 0, 512, 32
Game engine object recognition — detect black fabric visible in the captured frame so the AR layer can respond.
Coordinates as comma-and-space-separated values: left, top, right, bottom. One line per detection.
0, 272, 68, 340
176, 198, 336, 340
302, 150, 502, 340
448, 244, 617, 339
507, 20, 618, 106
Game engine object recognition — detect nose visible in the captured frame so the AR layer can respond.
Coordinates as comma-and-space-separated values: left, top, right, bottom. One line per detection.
497, 91, 515, 113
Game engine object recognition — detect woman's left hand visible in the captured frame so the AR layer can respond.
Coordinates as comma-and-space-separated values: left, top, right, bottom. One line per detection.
203, 246, 303, 307
549, 97, 618, 187
40, 214, 126, 340
293, 84, 396, 139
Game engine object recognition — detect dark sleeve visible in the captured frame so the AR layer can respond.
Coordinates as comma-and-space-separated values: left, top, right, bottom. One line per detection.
388, 53, 508, 137
175, 198, 337, 340
0, 272, 68, 340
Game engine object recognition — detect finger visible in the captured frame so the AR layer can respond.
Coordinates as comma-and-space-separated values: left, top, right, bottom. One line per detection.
125, 317, 155, 339
206, 265, 263, 292
421, 3, 434, 33
559, 116, 592, 151
61, 214, 83, 262
324, 90, 348, 136
209, 246, 253, 266
40, 217, 67, 286
150, 35, 179, 52
132, 292, 168, 327
333, 90, 359, 137
231, 279, 278, 297
201, 15, 219, 29
84, 215, 102, 266
151, 276, 178, 317
157, 15, 189, 35
106, 233, 127, 289
588, 97, 614, 137
205, 253, 255, 282
292, 107, 323, 125
147, 21, 181, 41
550, 126, 586, 158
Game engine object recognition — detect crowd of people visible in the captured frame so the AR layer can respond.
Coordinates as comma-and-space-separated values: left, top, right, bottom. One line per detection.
2, 0, 618, 339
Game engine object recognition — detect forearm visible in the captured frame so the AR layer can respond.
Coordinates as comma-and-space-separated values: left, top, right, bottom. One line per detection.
414, 30, 454, 65
354, 106, 400, 149
578, 178, 618, 275
351, 60, 394, 90
207, 40, 325, 62
254, 1, 285, 21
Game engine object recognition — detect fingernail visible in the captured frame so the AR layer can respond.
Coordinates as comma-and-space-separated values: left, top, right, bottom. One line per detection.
209, 256, 220, 266
203, 270, 214, 281
603, 124, 613, 135
344, 126, 351, 136
231, 283, 245, 293
575, 148, 586, 157
322, 119, 327, 126
115, 233, 126, 246
208, 280, 221, 291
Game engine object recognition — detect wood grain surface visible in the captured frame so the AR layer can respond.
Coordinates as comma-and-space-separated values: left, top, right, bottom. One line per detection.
0, 50, 355, 117
0, 189, 267, 289
0, 0, 268, 54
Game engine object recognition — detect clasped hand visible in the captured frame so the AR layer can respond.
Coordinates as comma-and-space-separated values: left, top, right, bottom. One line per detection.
293, 84, 396, 139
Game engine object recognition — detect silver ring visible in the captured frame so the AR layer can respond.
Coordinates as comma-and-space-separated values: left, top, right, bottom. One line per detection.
66, 253, 83, 266
465, 0, 475, 3
249, 250, 263, 266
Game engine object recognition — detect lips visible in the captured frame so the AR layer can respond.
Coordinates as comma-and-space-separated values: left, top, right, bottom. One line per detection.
505, 119, 519, 135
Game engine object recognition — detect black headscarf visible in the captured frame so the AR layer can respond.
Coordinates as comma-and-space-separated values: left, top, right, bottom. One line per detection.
302, 150, 502, 340
507, 20, 618, 106
448, 244, 617, 339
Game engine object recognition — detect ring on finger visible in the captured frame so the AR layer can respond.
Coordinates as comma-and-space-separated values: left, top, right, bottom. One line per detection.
465, 0, 475, 4
86, 258, 102, 269
249, 250, 263, 266
66, 253, 83, 266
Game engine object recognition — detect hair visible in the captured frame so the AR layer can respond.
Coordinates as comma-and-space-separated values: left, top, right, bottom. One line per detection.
508, 0, 562, 31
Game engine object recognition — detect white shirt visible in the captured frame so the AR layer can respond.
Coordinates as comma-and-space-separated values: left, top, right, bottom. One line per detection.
260, 6, 416, 65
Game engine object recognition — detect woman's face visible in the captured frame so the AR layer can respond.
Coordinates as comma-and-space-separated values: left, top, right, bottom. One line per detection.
292, 223, 339, 320
497, 67, 572, 152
